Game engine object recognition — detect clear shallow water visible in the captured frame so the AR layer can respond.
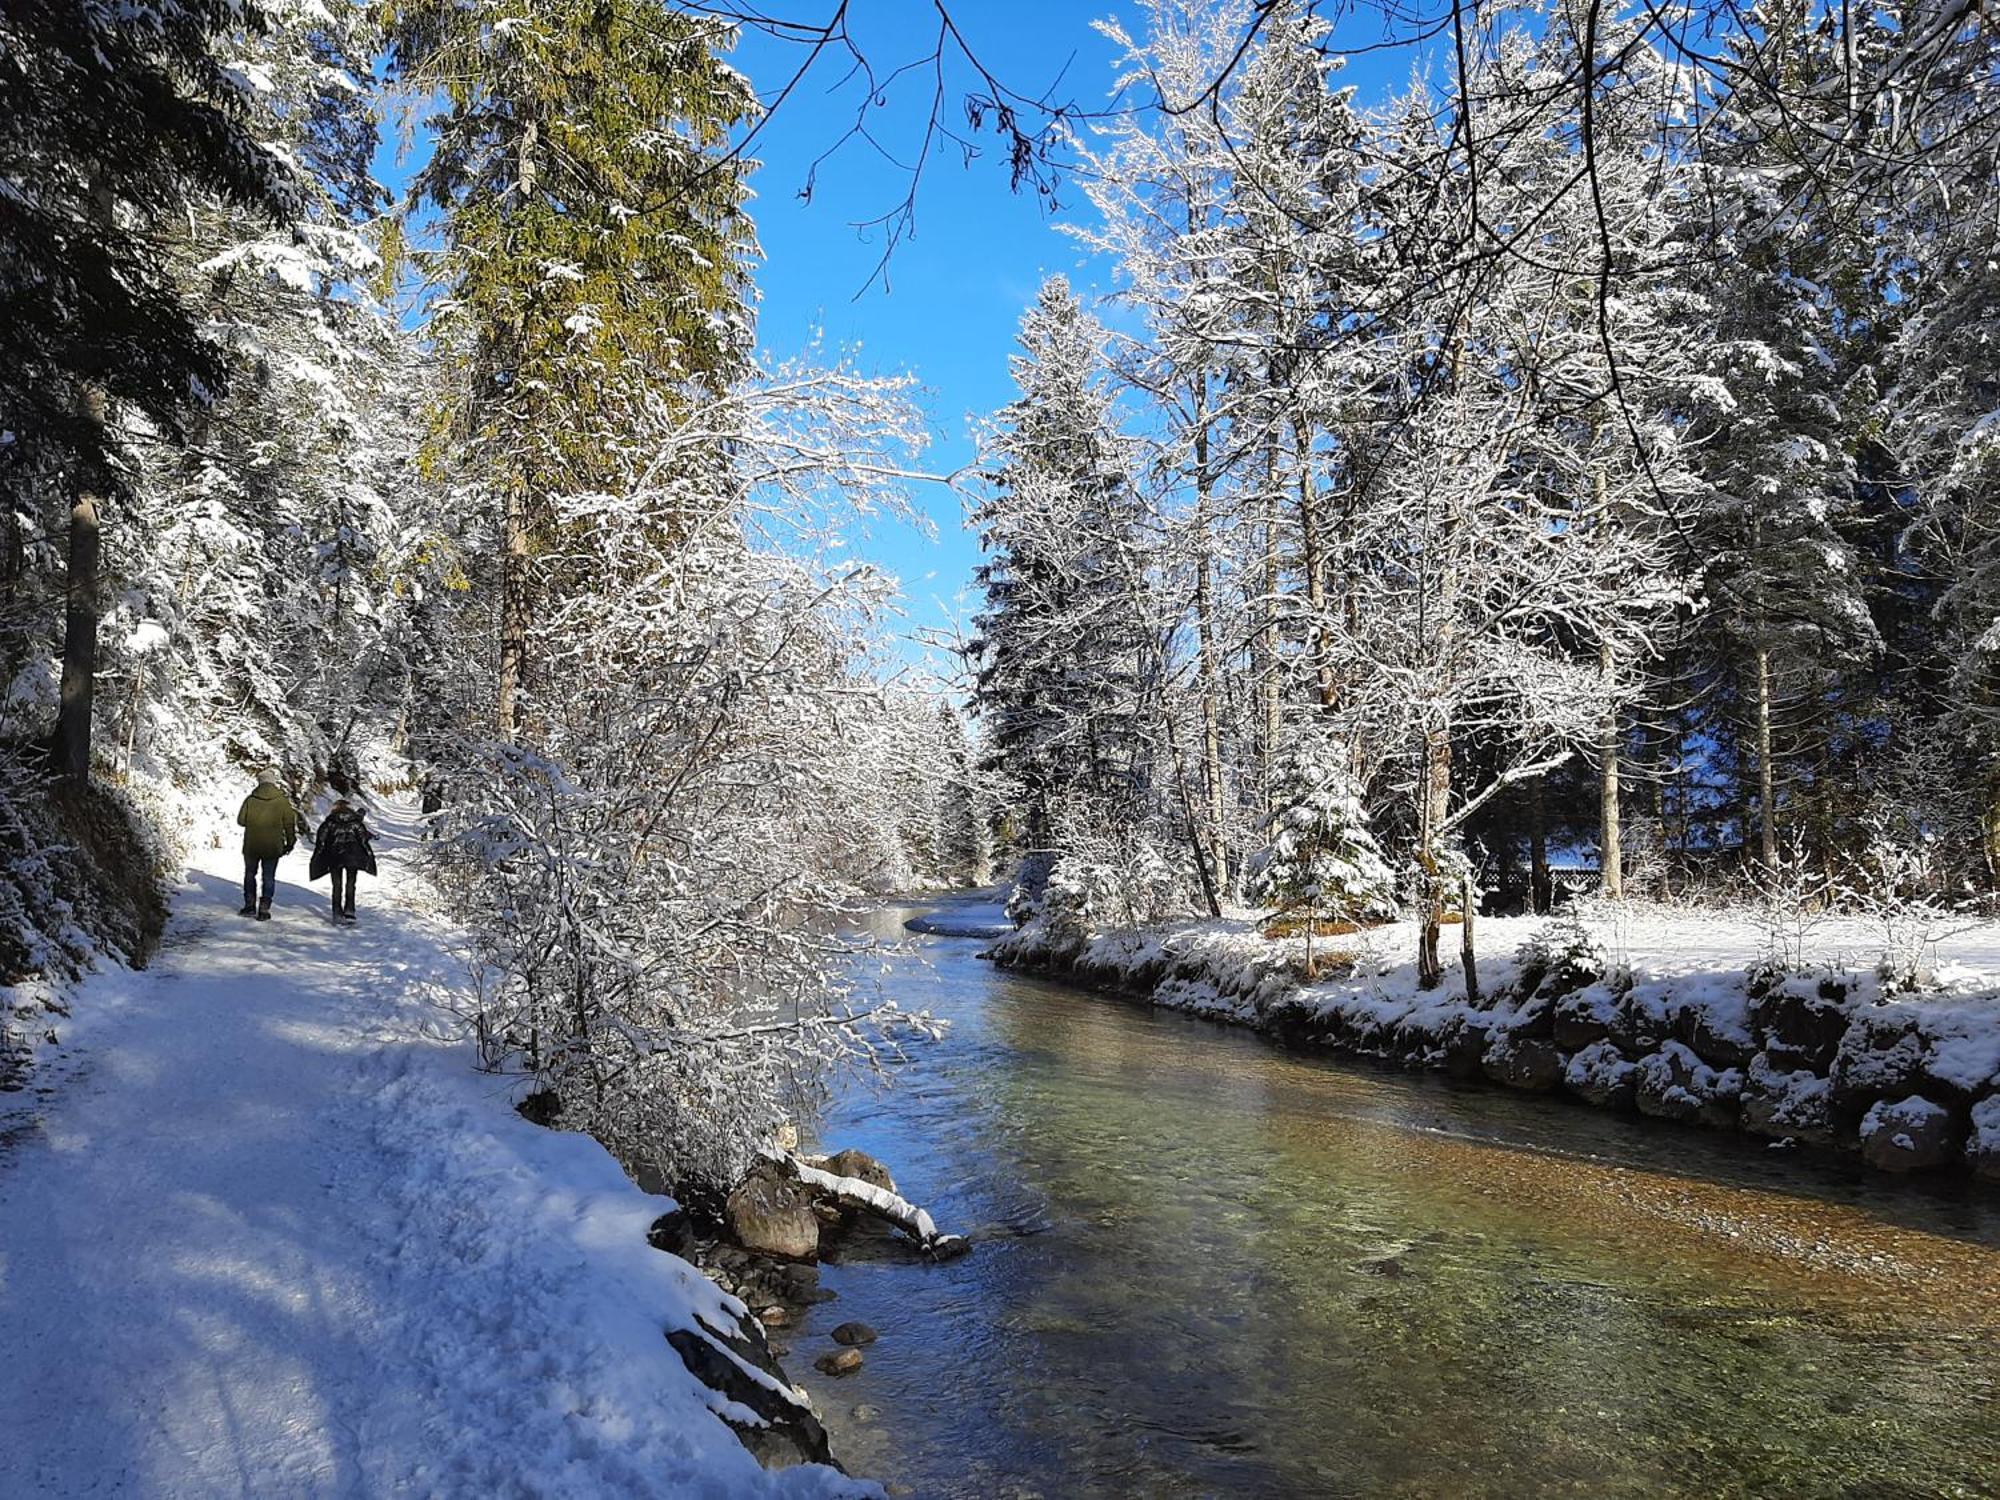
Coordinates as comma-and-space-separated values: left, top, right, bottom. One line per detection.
796, 905, 2000, 1499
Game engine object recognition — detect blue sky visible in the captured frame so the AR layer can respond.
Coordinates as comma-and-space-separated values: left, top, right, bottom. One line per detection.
727, 3, 1130, 670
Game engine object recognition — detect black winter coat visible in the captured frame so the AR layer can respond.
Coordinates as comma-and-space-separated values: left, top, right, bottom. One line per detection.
310, 806, 378, 879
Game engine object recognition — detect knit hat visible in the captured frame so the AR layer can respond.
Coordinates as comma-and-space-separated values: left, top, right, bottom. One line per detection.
256, 769, 279, 787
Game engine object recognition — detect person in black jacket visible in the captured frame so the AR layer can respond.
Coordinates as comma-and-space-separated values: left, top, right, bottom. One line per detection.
310, 798, 377, 923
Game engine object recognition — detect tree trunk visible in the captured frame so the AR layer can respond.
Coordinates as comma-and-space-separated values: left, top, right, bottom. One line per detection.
1193, 407, 1227, 898
1291, 420, 1334, 708
1600, 639, 1623, 899
497, 116, 540, 744
497, 478, 528, 742
1755, 644, 1777, 867
1460, 868, 1479, 1005
1416, 725, 1451, 988
55, 375, 110, 782
1530, 775, 1551, 914
55, 490, 103, 781
1259, 440, 1281, 814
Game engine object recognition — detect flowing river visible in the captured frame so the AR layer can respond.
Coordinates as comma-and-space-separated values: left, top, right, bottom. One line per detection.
791, 901, 2000, 1498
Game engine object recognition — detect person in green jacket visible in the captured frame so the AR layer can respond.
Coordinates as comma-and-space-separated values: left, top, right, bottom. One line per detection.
237, 770, 301, 920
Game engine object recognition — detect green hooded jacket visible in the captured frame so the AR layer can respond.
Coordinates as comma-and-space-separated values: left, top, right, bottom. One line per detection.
238, 784, 301, 859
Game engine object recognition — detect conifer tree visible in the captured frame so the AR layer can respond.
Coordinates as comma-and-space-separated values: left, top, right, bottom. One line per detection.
383, 0, 758, 740
1, 0, 297, 777
1247, 712, 1394, 974
970, 277, 1150, 860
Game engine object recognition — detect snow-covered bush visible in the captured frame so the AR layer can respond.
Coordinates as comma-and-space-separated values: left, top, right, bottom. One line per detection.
1038, 856, 1126, 948
424, 362, 950, 1202
1515, 901, 1605, 997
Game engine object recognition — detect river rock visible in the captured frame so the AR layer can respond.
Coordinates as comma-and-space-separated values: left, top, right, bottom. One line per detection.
1739, 1054, 1835, 1145
1749, 975, 1853, 1073
1552, 984, 1621, 1050
1635, 1041, 1741, 1128
1504, 990, 1558, 1041
1829, 1009, 1924, 1120
1483, 1032, 1564, 1092
1859, 1094, 1957, 1173
646, 1207, 694, 1256
1966, 1097, 2000, 1181
830, 1321, 878, 1346
1914, 1008, 2000, 1109
1564, 1040, 1638, 1109
666, 1310, 832, 1468
1676, 993, 1757, 1070
1439, 1015, 1491, 1081
1619, 987, 1673, 1056
814, 1348, 864, 1376
725, 1162, 820, 1261
823, 1149, 896, 1194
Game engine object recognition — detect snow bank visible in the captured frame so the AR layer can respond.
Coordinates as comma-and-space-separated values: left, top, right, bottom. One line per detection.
988, 902, 2000, 1180
0, 792, 878, 1498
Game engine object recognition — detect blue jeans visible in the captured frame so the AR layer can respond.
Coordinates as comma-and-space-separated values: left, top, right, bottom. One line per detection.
243, 855, 277, 909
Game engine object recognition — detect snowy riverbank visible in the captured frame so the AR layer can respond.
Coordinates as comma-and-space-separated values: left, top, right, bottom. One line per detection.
0, 792, 878, 1498
988, 905, 2000, 1180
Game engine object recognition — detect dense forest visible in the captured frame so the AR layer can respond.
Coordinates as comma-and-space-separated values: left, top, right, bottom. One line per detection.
969, 0, 2000, 984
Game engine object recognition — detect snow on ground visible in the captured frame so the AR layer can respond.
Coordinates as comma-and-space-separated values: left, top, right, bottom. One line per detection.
0, 792, 877, 1499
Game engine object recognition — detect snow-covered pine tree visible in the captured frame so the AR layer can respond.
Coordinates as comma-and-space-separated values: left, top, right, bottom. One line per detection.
970, 277, 1152, 875
383, 0, 758, 743
1677, 0, 1887, 875
0, 0, 299, 779
1247, 713, 1394, 973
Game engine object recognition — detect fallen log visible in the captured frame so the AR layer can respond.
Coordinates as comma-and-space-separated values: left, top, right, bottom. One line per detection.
766, 1152, 970, 1259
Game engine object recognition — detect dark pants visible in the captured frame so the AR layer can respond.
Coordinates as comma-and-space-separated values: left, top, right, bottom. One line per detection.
331, 867, 357, 916
243, 855, 277, 909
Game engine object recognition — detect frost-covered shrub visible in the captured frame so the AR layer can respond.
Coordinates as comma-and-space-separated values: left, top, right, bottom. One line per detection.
1848, 826, 1981, 993
1005, 849, 1058, 927
0, 751, 173, 984
1750, 836, 1838, 972
1038, 855, 1125, 947
433, 742, 941, 1200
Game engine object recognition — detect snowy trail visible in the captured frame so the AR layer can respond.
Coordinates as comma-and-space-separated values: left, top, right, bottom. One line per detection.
0, 800, 870, 1500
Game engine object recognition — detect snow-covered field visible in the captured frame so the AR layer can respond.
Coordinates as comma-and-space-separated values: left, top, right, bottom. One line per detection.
0, 794, 876, 1499
992, 902, 2000, 1176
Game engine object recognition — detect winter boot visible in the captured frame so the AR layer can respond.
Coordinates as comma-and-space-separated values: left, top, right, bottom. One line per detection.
238, 904, 256, 917
256, 903, 272, 922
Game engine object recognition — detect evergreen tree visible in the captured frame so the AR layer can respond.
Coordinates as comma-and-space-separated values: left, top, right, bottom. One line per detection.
1, 0, 297, 776
382, 0, 758, 740
970, 277, 1151, 860
1247, 712, 1395, 972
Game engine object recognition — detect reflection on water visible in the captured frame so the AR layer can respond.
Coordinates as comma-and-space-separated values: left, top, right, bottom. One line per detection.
799, 905, 2000, 1499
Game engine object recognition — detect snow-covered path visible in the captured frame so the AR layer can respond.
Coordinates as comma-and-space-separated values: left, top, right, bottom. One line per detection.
0, 801, 869, 1499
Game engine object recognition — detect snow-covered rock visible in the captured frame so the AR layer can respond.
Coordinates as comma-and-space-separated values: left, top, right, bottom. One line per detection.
1829, 1008, 1927, 1118
1483, 1032, 1564, 1091
726, 1161, 822, 1261
1859, 1095, 1958, 1173
1966, 1096, 2000, 1182
1740, 1053, 1835, 1145
1564, 1040, 1638, 1109
1633, 1042, 1742, 1128
1748, 969, 1855, 1073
